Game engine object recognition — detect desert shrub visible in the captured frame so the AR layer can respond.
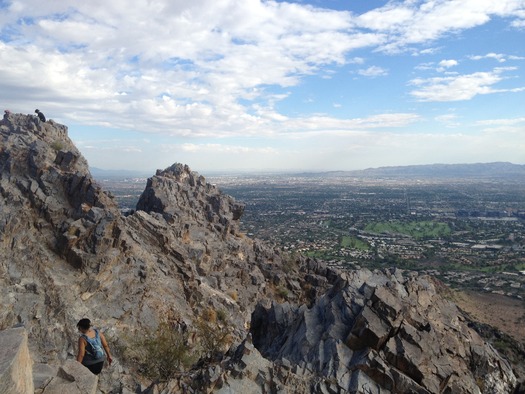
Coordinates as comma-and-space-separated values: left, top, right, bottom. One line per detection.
195, 308, 232, 360
51, 140, 64, 151
128, 322, 195, 382
228, 290, 238, 301
216, 309, 227, 322
276, 285, 289, 300
281, 251, 298, 273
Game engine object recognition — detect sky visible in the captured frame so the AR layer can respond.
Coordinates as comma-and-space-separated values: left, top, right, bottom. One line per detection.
0, 0, 524, 173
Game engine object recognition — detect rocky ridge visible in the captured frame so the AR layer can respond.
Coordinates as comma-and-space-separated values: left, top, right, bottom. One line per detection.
0, 113, 520, 393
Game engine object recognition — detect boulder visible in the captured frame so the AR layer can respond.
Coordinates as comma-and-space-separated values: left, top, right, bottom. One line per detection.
0, 327, 34, 394
40, 360, 98, 394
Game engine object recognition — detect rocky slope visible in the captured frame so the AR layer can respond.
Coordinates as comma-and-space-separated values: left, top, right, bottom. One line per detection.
0, 113, 520, 393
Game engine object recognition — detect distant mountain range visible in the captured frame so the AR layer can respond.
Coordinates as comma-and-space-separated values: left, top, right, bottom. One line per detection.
90, 162, 525, 181
320, 162, 525, 180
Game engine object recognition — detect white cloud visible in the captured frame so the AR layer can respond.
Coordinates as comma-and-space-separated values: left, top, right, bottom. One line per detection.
179, 143, 278, 155
409, 67, 523, 101
357, 0, 525, 51
435, 113, 460, 127
475, 117, 525, 134
470, 53, 525, 62
357, 65, 388, 77
438, 59, 458, 68
436, 59, 458, 72
470, 53, 507, 62
349, 57, 366, 64
476, 117, 525, 126
0, 0, 387, 137
284, 113, 420, 133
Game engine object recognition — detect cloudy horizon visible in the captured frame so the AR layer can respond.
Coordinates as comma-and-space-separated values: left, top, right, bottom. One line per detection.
1, 0, 524, 173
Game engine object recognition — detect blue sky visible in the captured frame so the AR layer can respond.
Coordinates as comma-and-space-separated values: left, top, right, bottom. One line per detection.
0, 0, 524, 173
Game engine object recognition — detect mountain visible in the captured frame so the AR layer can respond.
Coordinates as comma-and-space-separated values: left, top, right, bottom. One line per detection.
0, 112, 520, 393
321, 162, 525, 180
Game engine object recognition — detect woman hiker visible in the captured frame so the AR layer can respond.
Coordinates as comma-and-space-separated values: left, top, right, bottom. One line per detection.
76, 318, 113, 375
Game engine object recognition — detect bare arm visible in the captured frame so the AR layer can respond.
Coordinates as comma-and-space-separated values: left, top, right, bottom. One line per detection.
76, 337, 86, 363
100, 332, 113, 365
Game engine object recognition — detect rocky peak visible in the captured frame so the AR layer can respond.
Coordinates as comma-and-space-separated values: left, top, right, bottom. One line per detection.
137, 162, 244, 235
0, 112, 118, 223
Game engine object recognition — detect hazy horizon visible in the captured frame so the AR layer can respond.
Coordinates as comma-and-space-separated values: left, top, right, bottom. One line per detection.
90, 160, 525, 177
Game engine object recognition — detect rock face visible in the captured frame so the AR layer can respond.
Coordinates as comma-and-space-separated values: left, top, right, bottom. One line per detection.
0, 327, 33, 394
0, 113, 520, 393
249, 269, 517, 393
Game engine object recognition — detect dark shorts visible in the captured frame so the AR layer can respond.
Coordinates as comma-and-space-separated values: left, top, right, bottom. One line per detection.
85, 361, 104, 375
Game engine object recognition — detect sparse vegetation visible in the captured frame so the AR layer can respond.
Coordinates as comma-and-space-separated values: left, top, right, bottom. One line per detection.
51, 140, 64, 151
195, 308, 232, 359
281, 251, 298, 273
228, 290, 238, 301
126, 322, 195, 383
119, 308, 234, 383
276, 285, 289, 300
216, 308, 227, 322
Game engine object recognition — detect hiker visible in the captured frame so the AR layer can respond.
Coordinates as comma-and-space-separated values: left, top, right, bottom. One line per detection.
76, 318, 113, 375
35, 109, 46, 122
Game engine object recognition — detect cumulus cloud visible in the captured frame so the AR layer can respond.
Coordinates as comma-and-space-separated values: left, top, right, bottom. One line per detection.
470, 53, 506, 62
0, 0, 382, 137
0, 0, 524, 173
438, 59, 458, 68
409, 67, 523, 101
357, 65, 389, 77
436, 59, 458, 72
357, 0, 525, 52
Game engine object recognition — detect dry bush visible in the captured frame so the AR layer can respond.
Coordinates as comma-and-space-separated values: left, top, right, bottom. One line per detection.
228, 290, 238, 301
126, 322, 195, 383
195, 309, 232, 360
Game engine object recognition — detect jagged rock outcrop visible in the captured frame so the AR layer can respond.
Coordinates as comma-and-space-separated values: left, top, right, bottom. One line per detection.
137, 163, 245, 235
0, 113, 520, 393
249, 269, 517, 393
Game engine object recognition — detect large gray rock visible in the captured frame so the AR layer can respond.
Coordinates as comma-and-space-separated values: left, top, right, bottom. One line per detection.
0, 327, 34, 394
33, 363, 58, 394
41, 360, 98, 394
